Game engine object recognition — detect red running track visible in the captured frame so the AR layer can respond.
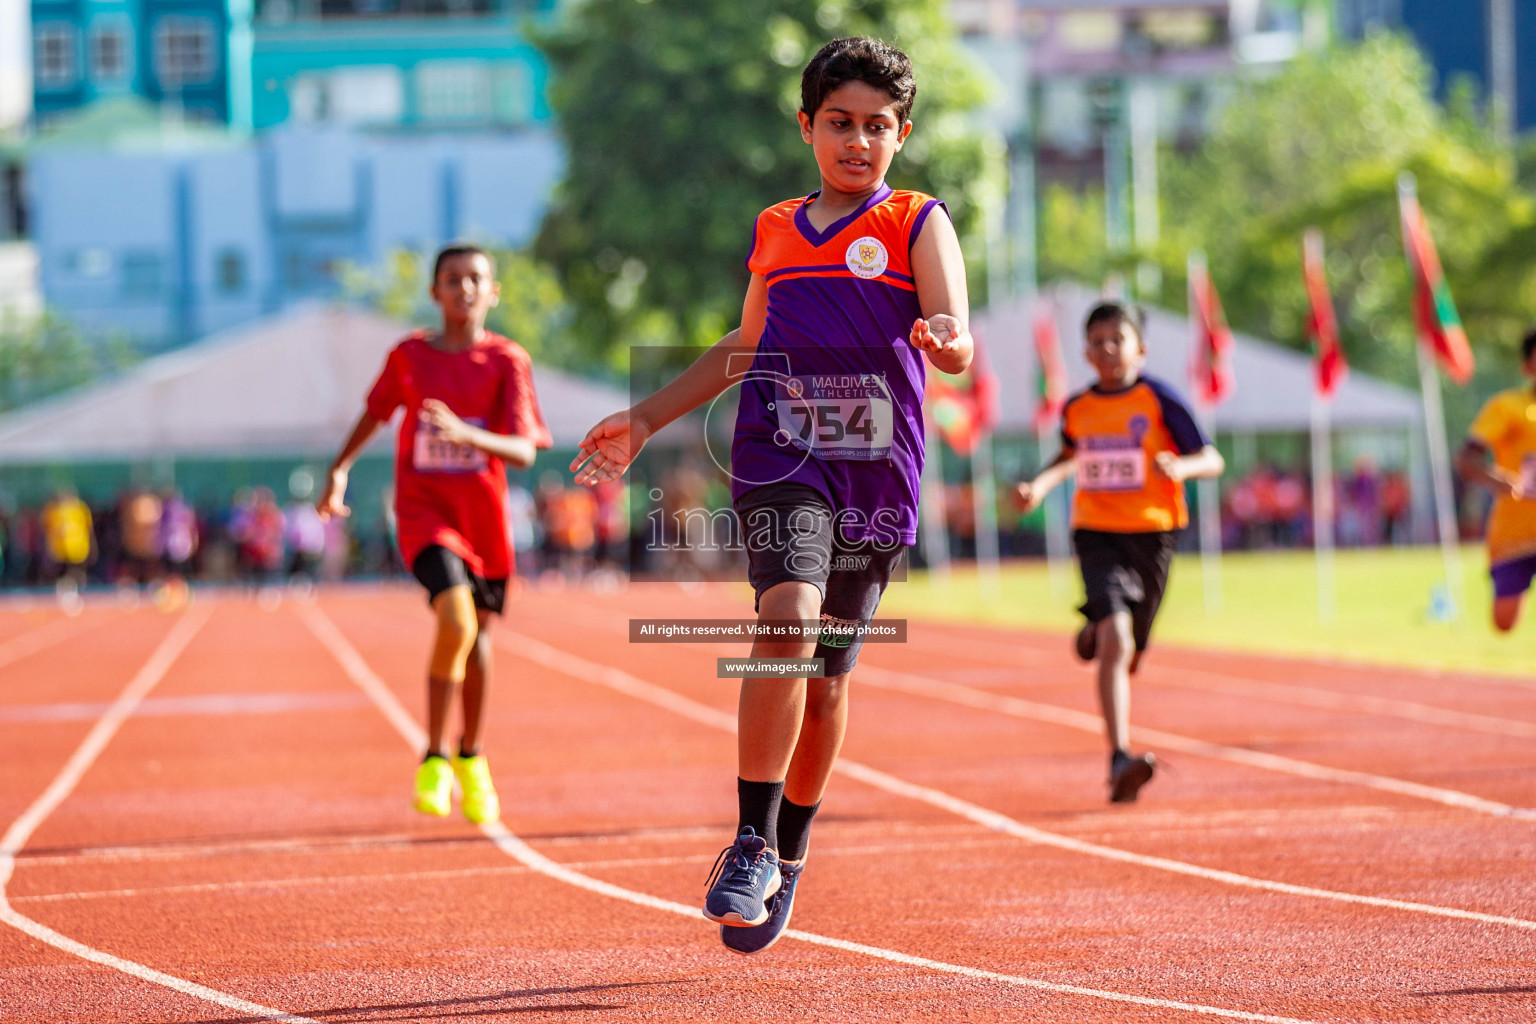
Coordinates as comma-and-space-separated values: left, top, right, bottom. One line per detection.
1, 583, 1533, 1023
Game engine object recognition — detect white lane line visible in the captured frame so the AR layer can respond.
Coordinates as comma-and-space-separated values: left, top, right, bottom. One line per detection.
17, 820, 994, 867
854, 664, 1534, 820
521, 605, 1536, 799
300, 606, 1327, 1024
900, 624, 1536, 693
13, 837, 1023, 905
497, 629, 1536, 934
897, 629, 1536, 738
0, 613, 109, 673
0, 692, 368, 724
1156, 667, 1536, 739
0, 607, 320, 1024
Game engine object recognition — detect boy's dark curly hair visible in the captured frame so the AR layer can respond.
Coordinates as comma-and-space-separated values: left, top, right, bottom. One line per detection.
1085, 301, 1147, 344
801, 37, 916, 125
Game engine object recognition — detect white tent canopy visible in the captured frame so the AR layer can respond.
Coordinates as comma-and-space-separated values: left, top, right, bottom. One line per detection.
974, 282, 1422, 432
0, 305, 629, 464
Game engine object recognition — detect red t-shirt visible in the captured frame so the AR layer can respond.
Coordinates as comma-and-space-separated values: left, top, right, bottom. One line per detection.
365, 331, 551, 579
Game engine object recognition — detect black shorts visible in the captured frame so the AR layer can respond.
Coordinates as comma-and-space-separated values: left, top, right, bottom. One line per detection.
734, 482, 907, 678
411, 545, 507, 616
1074, 528, 1177, 653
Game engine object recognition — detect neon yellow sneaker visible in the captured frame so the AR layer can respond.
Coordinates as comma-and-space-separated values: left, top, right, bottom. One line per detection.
452, 753, 501, 824
413, 755, 453, 816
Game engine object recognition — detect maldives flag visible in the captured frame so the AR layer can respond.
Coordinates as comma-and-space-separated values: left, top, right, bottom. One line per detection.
1033, 301, 1069, 430
1188, 253, 1234, 405
1399, 179, 1474, 385
1303, 228, 1347, 399
926, 331, 999, 455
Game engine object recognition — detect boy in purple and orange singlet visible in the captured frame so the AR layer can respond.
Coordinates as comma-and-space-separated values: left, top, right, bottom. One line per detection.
1016, 303, 1224, 804
572, 38, 972, 953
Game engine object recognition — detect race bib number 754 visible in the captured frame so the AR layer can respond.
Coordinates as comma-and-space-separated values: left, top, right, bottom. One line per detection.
776, 376, 894, 461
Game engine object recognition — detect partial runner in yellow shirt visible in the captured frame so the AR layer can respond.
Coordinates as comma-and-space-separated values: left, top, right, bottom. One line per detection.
1455, 330, 1536, 632
41, 487, 94, 593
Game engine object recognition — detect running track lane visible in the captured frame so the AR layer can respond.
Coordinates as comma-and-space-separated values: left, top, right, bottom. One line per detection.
3, 591, 1533, 1022
317, 592, 1529, 1024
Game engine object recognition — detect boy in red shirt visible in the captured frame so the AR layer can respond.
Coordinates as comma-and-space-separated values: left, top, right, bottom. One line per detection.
318, 244, 550, 822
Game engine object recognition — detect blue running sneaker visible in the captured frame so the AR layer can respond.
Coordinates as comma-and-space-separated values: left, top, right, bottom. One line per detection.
703, 827, 781, 927
721, 861, 802, 955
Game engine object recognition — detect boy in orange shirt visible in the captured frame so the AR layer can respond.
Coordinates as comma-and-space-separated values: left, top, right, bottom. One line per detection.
1016, 303, 1224, 802
1455, 328, 1536, 633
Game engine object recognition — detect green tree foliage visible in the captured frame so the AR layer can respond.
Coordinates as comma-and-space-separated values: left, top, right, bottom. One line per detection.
0, 312, 137, 414
535, 0, 999, 368
340, 248, 577, 371
1040, 34, 1536, 428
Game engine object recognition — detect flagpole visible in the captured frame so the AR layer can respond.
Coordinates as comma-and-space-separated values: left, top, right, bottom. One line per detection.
1034, 419, 1072, 600
1196, 405, 1223, 615
1414, 340, 1464, 618
1310, 392, 1337, 623
973, 431, 1002, 595
1189, 250, 1223, 615
1398, 173, 1464, 619
1303, 226, 1340, 624
921, 422, 951, 582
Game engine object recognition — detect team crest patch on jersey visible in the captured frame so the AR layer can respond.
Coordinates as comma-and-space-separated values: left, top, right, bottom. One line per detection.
845, 236, 888, 280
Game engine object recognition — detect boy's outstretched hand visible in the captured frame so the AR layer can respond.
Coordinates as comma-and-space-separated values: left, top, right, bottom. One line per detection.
572, 410, 651, 486
1153, 451, 1188, 482
315, 468, 349, 521
1013, 480, 1044, 514
910, 315, 964, 355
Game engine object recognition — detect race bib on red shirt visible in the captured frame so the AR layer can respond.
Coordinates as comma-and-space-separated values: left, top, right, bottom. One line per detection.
412, 417, 489, 474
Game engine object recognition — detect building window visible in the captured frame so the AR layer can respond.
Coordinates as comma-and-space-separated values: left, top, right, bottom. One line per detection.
155, 18, 215, 87
215, 249, 245, 293
91, 23, 132, 82
491, 62, 532, 125
416, 61, 491, 123
34, 25, 78, 90
121, 251, 164, 297
66, 248, 114, 278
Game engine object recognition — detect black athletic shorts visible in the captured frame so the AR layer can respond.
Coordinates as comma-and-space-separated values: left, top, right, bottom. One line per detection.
1073, 528, 1177, 653
411, 545, 507, 615
734, 482, 907, 678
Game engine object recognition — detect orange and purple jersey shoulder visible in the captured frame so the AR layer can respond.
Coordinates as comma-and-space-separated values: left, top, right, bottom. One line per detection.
731, 185, 945, 545
1060, 376, 1209, 534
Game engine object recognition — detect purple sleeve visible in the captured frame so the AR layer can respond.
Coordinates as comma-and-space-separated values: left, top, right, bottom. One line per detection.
1145, 377, 1209, 455
909, 199, 949, 256
1057, 393, 1081, 451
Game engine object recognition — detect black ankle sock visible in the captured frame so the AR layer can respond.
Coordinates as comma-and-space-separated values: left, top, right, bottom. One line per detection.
424, 750, 447, 763
737, 778, 785, 850
458, 743, 480, 759
775, 797, 820, 863
1111, 748, 1130, 772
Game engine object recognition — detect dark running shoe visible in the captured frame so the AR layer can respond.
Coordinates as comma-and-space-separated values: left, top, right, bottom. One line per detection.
703, 827, 782, 927
720, 861, 803, 955
1110, 751, 1157, 803
1074, 620, 1098, 662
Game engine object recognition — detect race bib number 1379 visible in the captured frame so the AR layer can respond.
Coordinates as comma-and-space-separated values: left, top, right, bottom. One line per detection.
1076, 448, 1147, 491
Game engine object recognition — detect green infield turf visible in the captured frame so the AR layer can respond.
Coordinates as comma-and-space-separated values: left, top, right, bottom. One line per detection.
879, 545, 1535, 677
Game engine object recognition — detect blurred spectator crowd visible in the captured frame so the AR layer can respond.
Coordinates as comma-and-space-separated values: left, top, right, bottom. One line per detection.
0, 472, 632, 592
